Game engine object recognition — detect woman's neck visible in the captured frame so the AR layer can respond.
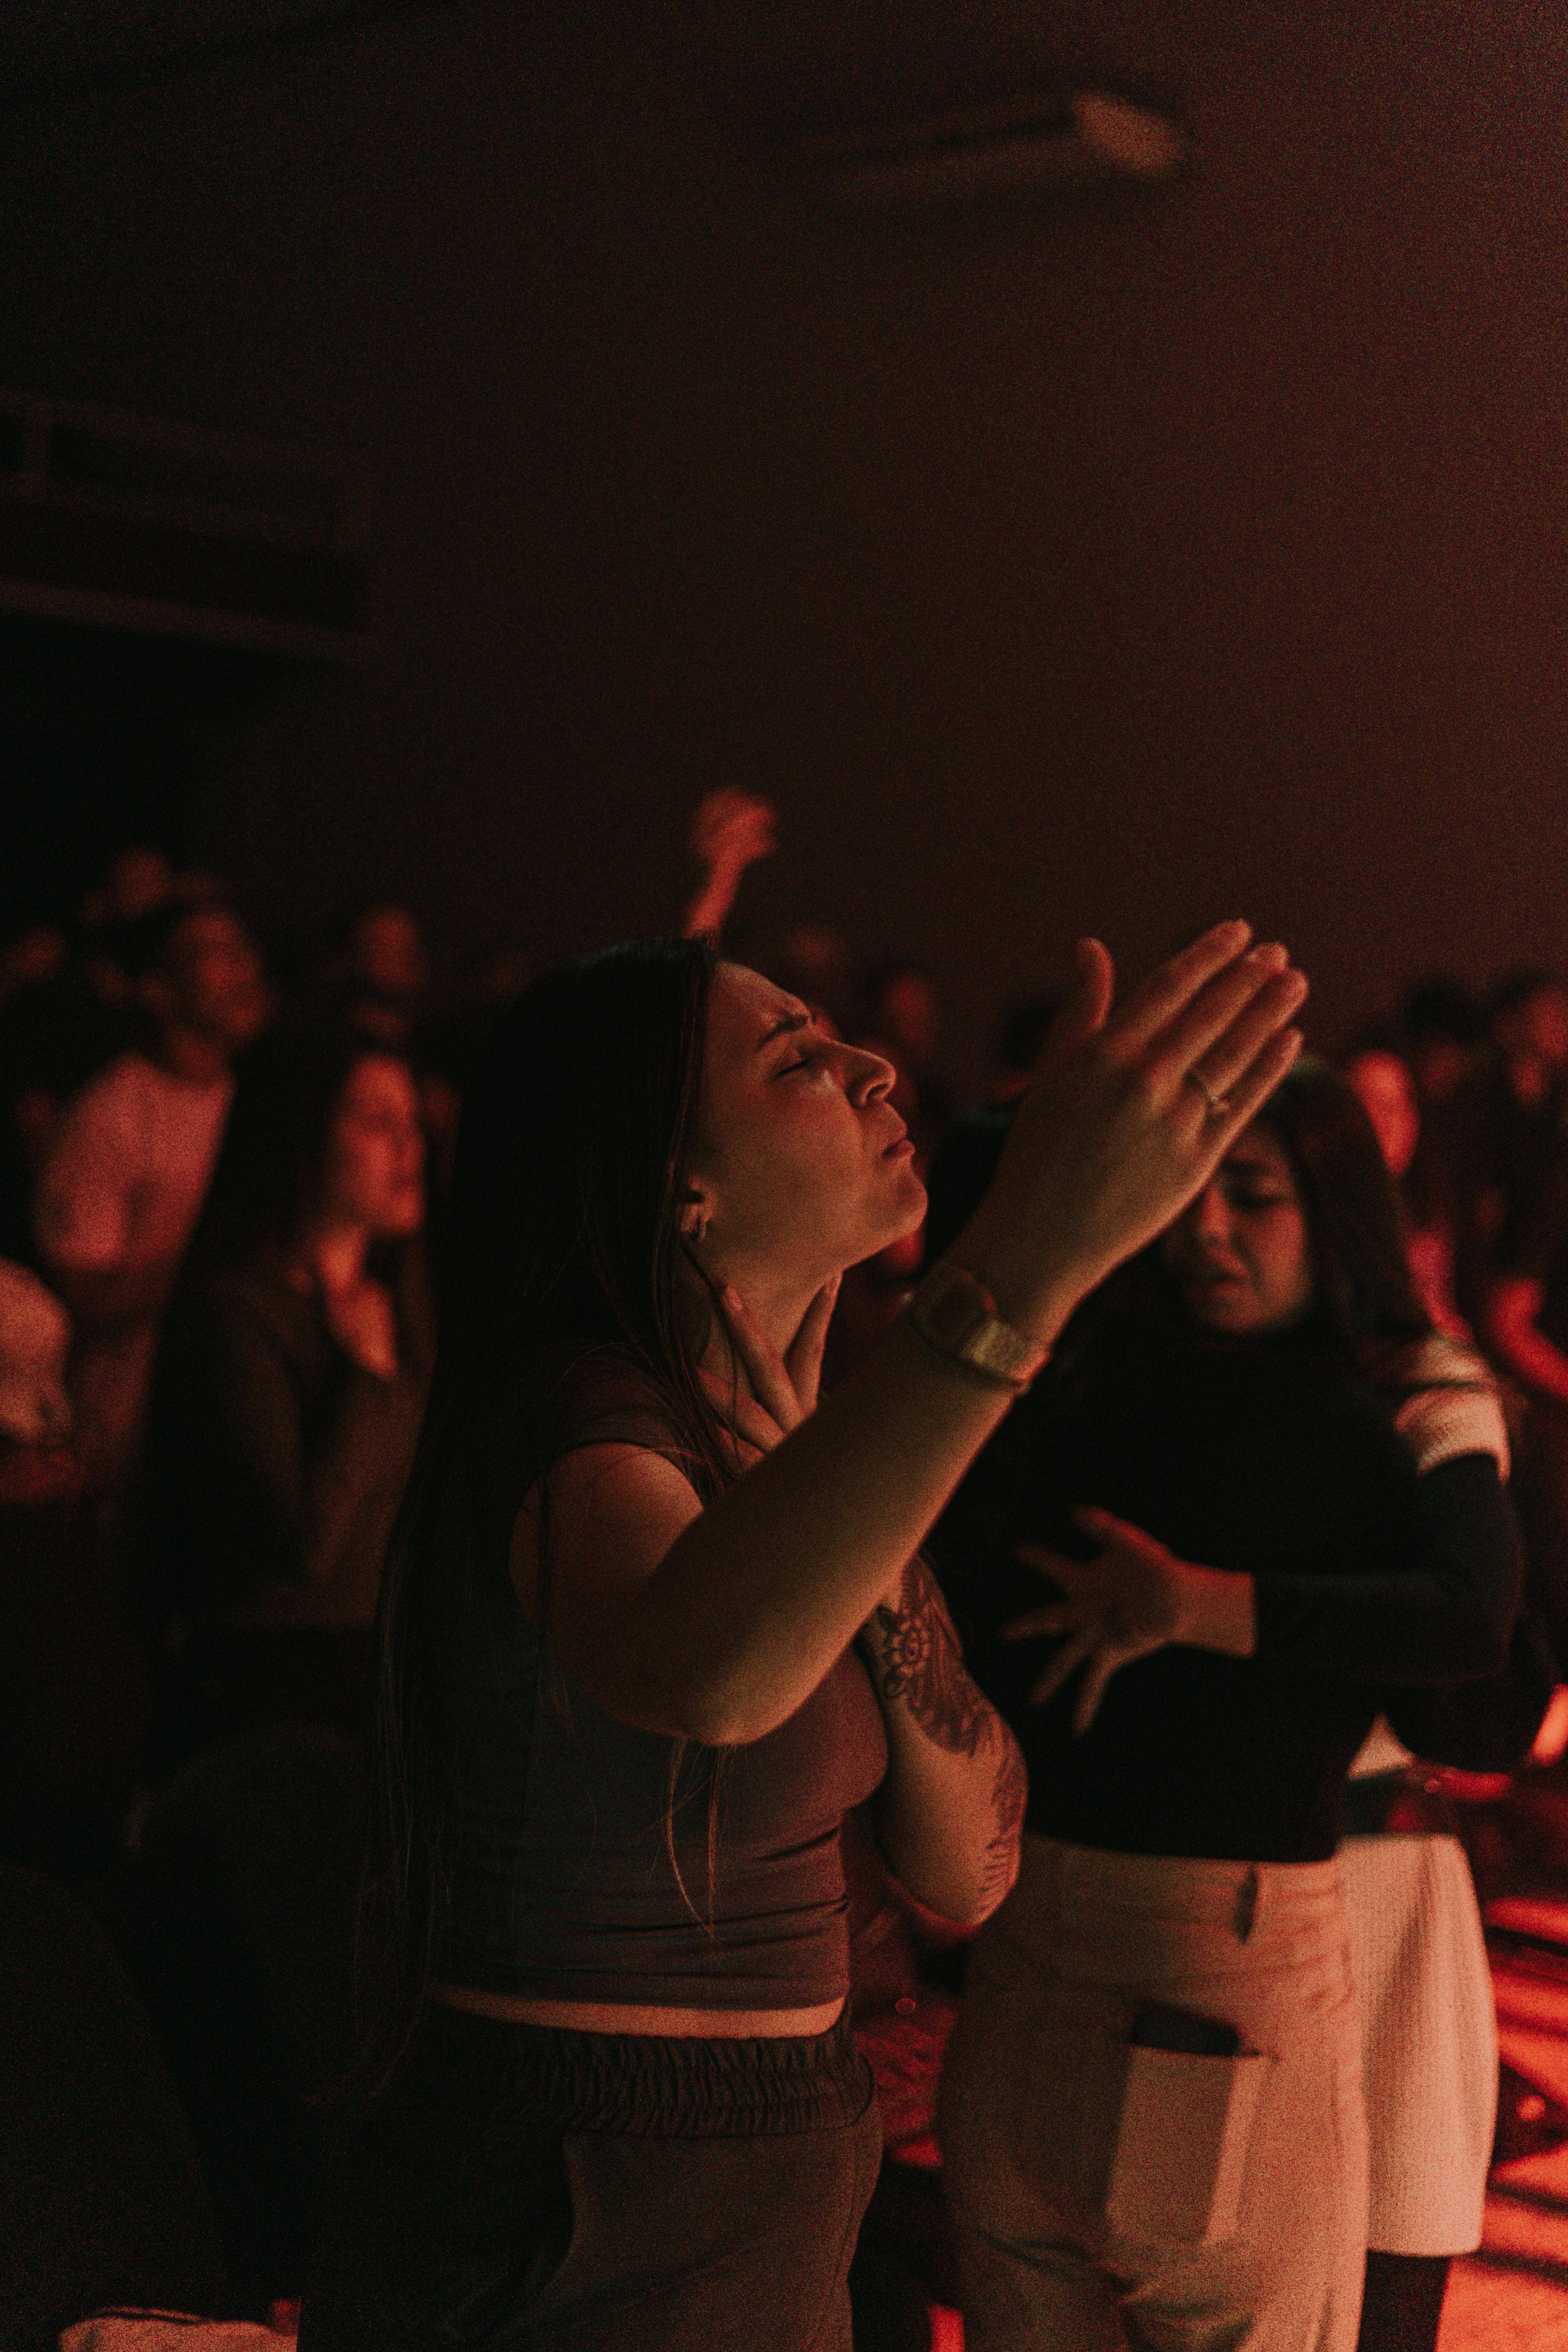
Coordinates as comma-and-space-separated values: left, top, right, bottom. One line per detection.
692, 1259, 827, 1394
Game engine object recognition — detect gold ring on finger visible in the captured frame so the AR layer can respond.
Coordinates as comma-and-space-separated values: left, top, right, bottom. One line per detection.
1185, 1069, 1231, 1119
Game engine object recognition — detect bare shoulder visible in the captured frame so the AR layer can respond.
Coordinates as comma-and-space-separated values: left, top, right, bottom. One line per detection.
508, 1441, 704, 1641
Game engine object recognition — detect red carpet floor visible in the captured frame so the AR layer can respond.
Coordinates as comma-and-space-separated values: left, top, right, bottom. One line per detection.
1445, 1893, 1568, 2349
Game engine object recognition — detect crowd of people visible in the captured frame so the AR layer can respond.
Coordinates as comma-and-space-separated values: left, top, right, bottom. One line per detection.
1, 795, 1565, 2352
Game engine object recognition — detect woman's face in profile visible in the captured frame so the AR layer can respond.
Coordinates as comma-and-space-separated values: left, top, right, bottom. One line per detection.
687, 964, 927, 1283
1158, 1124, 1314, 1336
321, 1054, 426, 1240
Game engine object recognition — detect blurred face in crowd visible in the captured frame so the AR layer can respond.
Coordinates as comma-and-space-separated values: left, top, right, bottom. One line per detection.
354, 906, 428, 1008
79, 845, 176, 932
1160, 1123, 1314, 1337
874, 971, 942, 1068
319, 1054, 426, 1240
153, 908, 271, 1055
1496, 982, 1568, 1076
1408, 1034, 1472, 1106
107, 847, 177, 925
685, 964, 925, 1295
1345, 1049, 1420, 1182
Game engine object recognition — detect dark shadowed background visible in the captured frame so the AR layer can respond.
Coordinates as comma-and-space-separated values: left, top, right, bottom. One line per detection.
0, 0, 1564, 1081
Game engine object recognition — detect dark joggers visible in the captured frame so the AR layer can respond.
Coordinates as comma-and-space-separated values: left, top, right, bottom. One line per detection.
299, 2004, 882, 2352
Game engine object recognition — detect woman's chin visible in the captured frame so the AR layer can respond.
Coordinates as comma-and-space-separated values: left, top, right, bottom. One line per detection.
1182, 1287, 1256, 1333
883, 1181, 929, 1249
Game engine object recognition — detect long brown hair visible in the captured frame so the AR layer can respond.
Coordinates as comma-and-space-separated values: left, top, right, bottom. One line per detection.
1252, 1058, 1431, 1367
354, 937, 735, 2095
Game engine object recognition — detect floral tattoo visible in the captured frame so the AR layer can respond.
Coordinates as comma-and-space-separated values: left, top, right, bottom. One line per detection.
869, 1557, 990, 1757
865, 1557, 1027, 1897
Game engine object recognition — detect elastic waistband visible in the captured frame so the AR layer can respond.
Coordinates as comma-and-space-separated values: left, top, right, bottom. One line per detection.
401, 2000, 874, 2141
1001, 1833, 1344, 1958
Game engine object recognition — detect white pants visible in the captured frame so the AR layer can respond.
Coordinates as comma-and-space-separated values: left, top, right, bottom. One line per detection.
1340, 1832, 1496, 2254
939, 1835, 1369, 2352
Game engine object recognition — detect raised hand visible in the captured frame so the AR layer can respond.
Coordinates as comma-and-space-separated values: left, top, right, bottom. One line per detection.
1004, 1506, 1254, 1733
691, 790, 778, 875
683, 792, 779, 941
953, 923, 1308, 1339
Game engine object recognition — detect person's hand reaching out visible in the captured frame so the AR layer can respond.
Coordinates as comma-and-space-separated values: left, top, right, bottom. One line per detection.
1004, 1506, 1256, 1733
683, 791, 779, 941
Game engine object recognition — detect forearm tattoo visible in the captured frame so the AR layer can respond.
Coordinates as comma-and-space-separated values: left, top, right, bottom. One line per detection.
867, 1556, 990, 1756
867, 1557, 1028, 1895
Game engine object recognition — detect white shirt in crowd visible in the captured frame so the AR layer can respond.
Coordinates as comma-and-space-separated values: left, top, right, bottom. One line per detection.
35, 1050, 234, 1277
34, 1051, 235, 1476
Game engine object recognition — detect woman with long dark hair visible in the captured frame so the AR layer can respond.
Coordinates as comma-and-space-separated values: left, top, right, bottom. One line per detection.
299, 922, 1305, 2352
935, 1058, 1522, 2352
141, 1021, 432, 1769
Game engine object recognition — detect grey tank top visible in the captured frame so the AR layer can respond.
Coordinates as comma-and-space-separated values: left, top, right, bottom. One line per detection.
438, 1345, 889, 2008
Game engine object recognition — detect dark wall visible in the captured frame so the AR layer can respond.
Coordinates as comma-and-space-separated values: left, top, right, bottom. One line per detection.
0, 1, 1564, 1073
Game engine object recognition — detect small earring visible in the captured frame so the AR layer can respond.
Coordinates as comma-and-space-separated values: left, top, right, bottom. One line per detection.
695, 1213, 710, 1246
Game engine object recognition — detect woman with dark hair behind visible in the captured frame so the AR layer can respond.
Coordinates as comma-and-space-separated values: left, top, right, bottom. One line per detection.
298, 922, 1307, 2352
934, 1058, 1522, 2352
141, 1023, 432, 1772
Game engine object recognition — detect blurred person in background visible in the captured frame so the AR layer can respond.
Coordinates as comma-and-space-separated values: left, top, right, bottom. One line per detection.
0, 1258, 151, 1877
1400, 979, 1485, 1116
0, 922, 68, 1019
771, 921, 854, 1038
857, 961, 956, 1161
75, 845, 179, 937
1342, 1034, 1470, 1341
331, 903, 432, 1050
922, 989, 1063, 1275
0, 927, 120, 1267
1465, 971, 1568, 1277
0, 861, 197, 1263
32, 898, 271, 1492
140, 1023, 432, 1776
73, 845, 180, 1014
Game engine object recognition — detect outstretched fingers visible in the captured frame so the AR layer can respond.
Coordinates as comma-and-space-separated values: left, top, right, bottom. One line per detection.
1194, 1022, 1308, 1161
1102, 921, 1253, 1057
1026, 1628, 1097, 1710
1071, 1652, 1121, 1736
1144, 945, 1306, 1101
1176, 969, 1309, 1114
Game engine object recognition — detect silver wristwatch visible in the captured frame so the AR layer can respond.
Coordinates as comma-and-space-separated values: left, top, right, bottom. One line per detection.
902, 1259, 1048, 1393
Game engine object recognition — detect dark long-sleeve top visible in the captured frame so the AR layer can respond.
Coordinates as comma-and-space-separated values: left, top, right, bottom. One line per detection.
931, 1328, 1522, 1865
146, 1243, 433, 1632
